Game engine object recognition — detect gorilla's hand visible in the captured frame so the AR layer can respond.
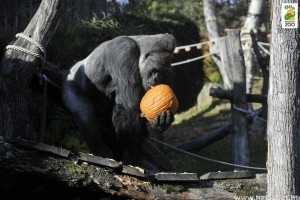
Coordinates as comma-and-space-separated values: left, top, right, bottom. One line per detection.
150, 110, 174, 131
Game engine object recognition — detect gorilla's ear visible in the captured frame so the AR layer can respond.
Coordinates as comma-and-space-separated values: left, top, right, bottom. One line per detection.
130, 34, 176, 56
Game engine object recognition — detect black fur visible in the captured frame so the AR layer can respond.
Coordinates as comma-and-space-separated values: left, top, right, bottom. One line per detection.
62, 34, 176, 163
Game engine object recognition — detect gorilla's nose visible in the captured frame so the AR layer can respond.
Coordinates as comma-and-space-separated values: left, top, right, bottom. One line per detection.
153, 73, 162, 85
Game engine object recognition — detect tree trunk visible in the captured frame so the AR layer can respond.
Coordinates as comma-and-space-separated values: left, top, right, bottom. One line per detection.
250, 30, 269, 146
203, 0, 232, 89
267, 1, 300, 199
0, 0, 69, 139
242, 0, 267, 155
243, 0, 264, 29
241, 0, 264, 94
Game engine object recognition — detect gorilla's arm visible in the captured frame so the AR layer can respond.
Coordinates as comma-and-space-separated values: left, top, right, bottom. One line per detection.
106, 37, 149, 145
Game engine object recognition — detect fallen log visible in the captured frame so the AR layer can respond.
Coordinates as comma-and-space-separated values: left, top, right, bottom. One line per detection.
174, 124, 232, 151
0, 137, 238, 199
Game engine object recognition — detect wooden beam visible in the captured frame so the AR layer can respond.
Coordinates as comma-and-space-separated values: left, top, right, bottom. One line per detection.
209, 88, 267, 104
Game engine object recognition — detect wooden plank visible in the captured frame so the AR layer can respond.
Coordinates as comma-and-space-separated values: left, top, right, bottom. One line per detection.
9, 138, 71, 158
225, 29, 249, 170
155, 172, 199, 182
122, 165, 146, 178
200, 171, 253, 180
78, 152, 123, 169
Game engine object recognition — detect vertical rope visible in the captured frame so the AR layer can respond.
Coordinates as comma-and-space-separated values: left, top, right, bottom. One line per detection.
39, 74, 48, 143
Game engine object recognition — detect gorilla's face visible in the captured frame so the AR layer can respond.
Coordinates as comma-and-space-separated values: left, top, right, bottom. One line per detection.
130, 33, 176, 92
139, 51, 173, 91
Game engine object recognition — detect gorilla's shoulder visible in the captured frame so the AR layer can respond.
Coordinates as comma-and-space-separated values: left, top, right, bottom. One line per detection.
103, 36, 138, 49
108, 35, 136, 44
90, 36, 138, 57
101, 34, 176, 50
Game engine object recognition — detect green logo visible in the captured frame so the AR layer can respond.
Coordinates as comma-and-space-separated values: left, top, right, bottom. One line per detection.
284, 5, 296, 21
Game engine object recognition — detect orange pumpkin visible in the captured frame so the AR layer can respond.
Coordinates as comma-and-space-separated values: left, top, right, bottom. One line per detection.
140, 84, 178, 121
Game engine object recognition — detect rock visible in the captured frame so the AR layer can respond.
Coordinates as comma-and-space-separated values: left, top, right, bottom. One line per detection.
197, 83, 222, 106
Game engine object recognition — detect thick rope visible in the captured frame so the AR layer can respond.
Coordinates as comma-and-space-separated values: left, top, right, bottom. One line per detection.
6, 45, 44, 62
6, 33, 46, 69
232, 104, 255, 115
257, 42, 270, 55
258, 42, 270, 46
171, 53, 215, 66
233, 104, 267, 123
174, 40, 215, 51
16, 33, 46, 55
149, 137, 267, 171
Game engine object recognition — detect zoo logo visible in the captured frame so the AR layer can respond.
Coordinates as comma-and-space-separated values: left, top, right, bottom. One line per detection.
285, 7, 295, 20
282, 3, 298, 29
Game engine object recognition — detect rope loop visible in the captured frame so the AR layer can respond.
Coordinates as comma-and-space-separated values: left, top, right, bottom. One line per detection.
232, 104, 254, 115
16, 33, 46, 56
6, 45, 44, 61
5, 32, 46, 70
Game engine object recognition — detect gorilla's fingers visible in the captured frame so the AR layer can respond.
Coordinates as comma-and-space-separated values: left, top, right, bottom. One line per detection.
152, 115, 160, 127
166, 110, 174, 125
160, 111, 167, 124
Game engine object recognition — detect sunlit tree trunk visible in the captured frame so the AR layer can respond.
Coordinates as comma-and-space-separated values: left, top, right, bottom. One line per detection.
203, 0, 232, 89
241, 0, 264, 94
267, 0, 300, 198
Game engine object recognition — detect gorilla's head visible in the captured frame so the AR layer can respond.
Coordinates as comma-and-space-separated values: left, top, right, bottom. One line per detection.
130, 34, 176, 91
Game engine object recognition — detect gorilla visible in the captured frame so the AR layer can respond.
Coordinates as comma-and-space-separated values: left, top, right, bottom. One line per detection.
62, 34, 176, 165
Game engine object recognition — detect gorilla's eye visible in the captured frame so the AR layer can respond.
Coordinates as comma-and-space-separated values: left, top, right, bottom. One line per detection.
145, 52, 153, 59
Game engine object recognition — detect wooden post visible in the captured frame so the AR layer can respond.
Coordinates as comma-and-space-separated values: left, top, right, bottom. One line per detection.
250, 30, 269, 145
218, 36, 233, 89
226, 29, 249, 169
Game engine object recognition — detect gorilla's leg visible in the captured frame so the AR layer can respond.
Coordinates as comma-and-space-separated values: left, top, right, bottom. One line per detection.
62, 82, 113, 157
